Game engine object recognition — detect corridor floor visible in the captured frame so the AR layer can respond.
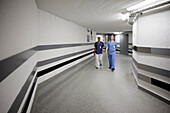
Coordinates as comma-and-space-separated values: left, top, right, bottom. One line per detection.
31, 54, 170, 113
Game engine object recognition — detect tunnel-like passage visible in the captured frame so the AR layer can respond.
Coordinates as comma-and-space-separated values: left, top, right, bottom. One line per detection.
0, 0, 170, 113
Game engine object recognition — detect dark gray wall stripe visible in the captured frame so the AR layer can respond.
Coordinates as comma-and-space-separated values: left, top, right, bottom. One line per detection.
132, 63, 170, 104
133, 46, 170, 56
37, 51, 93, 77
116, 43, 132, 45
0, 49, 36, 82
8, 50, 93, 113
132, 57, 170, 78
37, 48, 93, 67
21, 77, 37, 113
132, 63, 138, 76
35, 43, 94, 51
8, 66, 37, 113
138, 86, 170, 105
0, 43, 94, 82
132, 57, 138, 67
138, 73, 151, 83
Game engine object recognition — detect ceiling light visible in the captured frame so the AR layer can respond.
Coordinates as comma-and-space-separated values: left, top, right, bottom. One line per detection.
126, 0, 169, 11
120, 13, 130, 21
114, 32, 123, 35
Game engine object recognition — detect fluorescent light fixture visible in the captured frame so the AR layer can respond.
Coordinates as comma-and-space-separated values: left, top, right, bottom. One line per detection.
113, 32, 123, 35
126, 0, 169, 11
143, 3, 170, 13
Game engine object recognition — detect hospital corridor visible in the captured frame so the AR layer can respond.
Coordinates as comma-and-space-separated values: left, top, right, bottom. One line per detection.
31, 54, 169, 113
0, 0, 170, 113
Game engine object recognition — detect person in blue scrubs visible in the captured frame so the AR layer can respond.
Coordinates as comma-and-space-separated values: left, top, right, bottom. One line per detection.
107, 36, 111, 68
106, 35, 117, 72
94, 37, 104, 69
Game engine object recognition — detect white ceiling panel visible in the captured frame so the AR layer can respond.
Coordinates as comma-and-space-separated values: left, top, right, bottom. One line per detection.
36, 0, 143, 32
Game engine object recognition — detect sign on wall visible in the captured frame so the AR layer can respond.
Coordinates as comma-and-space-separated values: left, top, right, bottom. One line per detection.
87, 35, 90, 42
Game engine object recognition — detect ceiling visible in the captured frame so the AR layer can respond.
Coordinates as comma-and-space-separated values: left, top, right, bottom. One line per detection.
36, 0, 143, 33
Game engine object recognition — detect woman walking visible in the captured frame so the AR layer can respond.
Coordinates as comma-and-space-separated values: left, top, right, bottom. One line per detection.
106, 35, 117, 72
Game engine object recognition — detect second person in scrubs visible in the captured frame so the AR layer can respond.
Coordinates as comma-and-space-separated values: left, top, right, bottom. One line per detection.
94, 37, 104, 69
106, 35, 117, 72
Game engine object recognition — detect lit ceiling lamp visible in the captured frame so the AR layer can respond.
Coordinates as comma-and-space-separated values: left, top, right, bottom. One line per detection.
126, 0, 170, 12
113, 32, 123, 35
121, 0, 170, 25
120, 13, 130, 21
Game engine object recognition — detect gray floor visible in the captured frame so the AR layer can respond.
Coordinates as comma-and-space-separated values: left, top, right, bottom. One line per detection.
31, 54, 170, 113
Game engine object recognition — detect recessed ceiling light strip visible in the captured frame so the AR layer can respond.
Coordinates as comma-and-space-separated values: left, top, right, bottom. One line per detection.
134, 0, 170, 14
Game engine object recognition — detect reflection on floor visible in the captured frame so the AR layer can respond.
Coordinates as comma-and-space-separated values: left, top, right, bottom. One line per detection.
31, 54, 170, 113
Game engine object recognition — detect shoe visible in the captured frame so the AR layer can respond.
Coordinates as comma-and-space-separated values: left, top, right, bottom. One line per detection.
100, 64, 102, 66
109, 67, 111, 69
96, 67, 98, 69
111, 68, 115, 72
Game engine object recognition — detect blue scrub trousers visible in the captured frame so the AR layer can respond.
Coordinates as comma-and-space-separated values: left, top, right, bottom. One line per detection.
108, 52, 116, 69
108, 53, 111, 68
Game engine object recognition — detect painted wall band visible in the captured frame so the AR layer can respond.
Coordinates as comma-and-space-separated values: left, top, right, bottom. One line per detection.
116, 43, 132, 45
0, 49, 36, 82
35, 43, 94, 51
21, 76, 37, 113
132, 62, 170, 104
133, 46, 170, 56
37, 51, 93, 77
0, 43, 94, 82
7, 48, 93, 113
8, 66, 37, 113
37, 48, 93, 67
132, 57, 170, 78
138, 85, 170, 105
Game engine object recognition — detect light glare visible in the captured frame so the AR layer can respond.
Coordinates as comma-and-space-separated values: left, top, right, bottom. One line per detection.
126, 0, 169, 11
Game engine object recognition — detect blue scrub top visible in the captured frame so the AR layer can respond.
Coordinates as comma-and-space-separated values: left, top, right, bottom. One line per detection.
94, 41, 104, 54
105, 41, 117, 55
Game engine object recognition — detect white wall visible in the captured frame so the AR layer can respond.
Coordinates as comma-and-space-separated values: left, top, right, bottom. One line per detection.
0, 0, 38, 61
133, 8, 170, 48
115, 35, 121, 43
96, 35, 104, 42
0, 0, 38, 113
36, 8, 94, 81
0, 0, 94, 113
132, 7, 170, 100
133, 7, 170, 69
38, 9, 91, 45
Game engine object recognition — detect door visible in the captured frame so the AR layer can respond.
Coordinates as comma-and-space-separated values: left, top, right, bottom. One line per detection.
120, 34, 128, 55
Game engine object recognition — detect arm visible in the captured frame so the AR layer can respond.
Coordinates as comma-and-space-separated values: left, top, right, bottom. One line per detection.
106, 47, 108, 54
101, 47, 103, 54
115, 42, 117, 48
105, 42, 108, 54
101, 43, 104, 54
